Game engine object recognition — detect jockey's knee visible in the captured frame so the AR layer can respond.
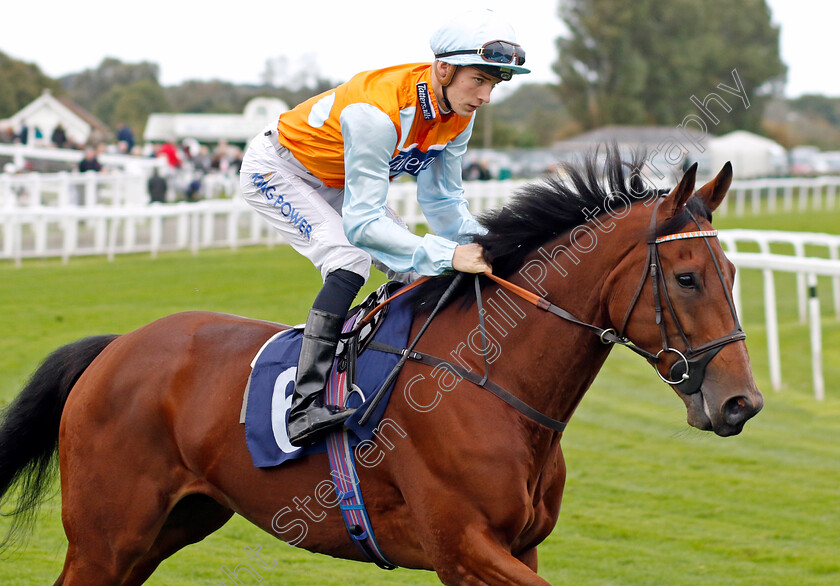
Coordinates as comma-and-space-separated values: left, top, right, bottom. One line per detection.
319, 249, 371, 284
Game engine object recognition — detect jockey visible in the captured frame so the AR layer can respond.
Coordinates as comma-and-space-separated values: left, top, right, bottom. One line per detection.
240, 8, 529, 446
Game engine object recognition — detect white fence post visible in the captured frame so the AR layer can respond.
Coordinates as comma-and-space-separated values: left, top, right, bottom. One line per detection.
807, 273, 825, 401
794, 241, 807, 323
728, 251, 840, 400
762, 264, 783, 391
784, 184, 794, 211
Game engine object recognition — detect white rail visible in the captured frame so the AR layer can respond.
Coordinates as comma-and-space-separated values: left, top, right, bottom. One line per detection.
726, 252, 840, 401
2, 186, 838, 400
0, 171, 150, 207
0, 182, 524, 265
0, 143, 165, 172
721, 176, 840, 216
719, 229, 840, 323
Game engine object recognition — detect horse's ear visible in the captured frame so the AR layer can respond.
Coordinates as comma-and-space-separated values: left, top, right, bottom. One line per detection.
661, 162, 697, 218
694, 161, 733, 212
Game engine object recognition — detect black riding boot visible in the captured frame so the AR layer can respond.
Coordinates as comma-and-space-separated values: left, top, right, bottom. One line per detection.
287, 309, 353, 445
287, 269, 364, 445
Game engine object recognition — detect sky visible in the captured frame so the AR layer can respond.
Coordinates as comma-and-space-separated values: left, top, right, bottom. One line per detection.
0, 0, 834, 99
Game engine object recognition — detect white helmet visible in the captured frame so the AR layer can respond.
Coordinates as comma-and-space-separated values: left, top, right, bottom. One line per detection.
430, 8, 530, 82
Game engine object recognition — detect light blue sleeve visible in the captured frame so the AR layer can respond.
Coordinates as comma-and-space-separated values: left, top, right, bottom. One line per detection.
340, 103, 460, 276
416, 115, 487, 243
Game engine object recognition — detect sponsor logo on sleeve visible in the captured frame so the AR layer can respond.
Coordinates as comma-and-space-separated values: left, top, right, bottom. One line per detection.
416, 82, 435, 121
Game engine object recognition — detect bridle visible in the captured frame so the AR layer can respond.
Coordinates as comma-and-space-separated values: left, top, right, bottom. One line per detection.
355, 196, 747, 433
487, 196, 746, 396
614, 197, 745, 393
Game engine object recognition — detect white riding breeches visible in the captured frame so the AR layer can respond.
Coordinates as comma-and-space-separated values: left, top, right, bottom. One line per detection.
240, 127, 373, 282
241, 127, 420, 284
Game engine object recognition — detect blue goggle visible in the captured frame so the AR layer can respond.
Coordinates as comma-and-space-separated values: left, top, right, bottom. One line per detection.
435, 40, 526, 67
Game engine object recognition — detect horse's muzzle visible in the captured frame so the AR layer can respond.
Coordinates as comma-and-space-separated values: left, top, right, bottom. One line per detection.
722, 393, 763, 428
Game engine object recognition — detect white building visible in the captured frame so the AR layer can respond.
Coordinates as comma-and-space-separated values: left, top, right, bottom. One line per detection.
0, 89, 112, 147
143, 96, 289, 145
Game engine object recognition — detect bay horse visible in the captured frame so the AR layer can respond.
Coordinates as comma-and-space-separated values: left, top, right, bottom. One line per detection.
0, 152, 763, 585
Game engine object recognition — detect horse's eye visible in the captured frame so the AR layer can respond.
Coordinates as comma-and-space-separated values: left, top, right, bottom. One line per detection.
677, 273, 696, 289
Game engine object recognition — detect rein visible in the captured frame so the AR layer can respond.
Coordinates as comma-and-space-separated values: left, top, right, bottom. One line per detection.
355, 198, 746, 432
356, 273, 569, 432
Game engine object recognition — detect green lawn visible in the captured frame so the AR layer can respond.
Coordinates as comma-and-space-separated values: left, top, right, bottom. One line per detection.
1, 207, 839, 585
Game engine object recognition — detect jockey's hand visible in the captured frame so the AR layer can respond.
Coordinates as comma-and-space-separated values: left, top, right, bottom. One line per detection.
452, 243, 492, 274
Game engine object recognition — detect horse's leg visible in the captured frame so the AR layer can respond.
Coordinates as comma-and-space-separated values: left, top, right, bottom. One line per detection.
55, 497, 230, 586
120, 494, 234, 586
58, 398, 195, 584
516, 547, 539, 572
59, 486, 169, 585
431, 525, 550, 586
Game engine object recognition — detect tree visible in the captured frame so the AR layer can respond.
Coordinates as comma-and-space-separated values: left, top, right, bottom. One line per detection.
96, 80, 170, 137
0, 51, 61, 118
554, 0, 786, 133
788, 95, 840, 128
165, 80, 250, 114
59, 58, 166, 141
62, 58, 161, 113
765, 95, 840, 150
472, 83, 572, 148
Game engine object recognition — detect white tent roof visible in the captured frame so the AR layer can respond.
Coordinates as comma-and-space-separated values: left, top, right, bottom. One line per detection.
708, 130, 788, 179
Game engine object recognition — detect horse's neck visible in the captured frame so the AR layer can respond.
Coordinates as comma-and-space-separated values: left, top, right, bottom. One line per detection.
480, 223, 642, 427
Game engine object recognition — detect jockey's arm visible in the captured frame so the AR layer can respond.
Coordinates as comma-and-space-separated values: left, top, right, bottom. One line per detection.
341, 104, 487, 275
415, 115, 486, 243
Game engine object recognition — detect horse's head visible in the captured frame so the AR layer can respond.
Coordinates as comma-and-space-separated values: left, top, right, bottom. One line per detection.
608, 163, 763, 436
413, 151, 762, 436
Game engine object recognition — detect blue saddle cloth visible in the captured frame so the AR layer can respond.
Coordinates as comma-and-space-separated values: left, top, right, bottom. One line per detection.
244, 294, 413, 468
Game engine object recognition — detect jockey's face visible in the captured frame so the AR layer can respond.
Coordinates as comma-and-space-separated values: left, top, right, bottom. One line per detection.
436, 64, 502, 117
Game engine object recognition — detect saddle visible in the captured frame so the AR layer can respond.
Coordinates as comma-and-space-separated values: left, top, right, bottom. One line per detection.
241, 281, 412, 467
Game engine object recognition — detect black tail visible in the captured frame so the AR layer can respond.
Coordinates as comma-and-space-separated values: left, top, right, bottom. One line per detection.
0, 334, 118, 551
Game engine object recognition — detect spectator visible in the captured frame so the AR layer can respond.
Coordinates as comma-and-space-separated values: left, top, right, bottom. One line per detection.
0, 123, 15, 144
147, 168, 168, 203
156, 142, 182, 168
193, 145, 213, 173
464, 160, 492, 181
79, 147, 102, 172
17, 121, 29, 145
181, 137, 200, 160
116, 123, 135, 153
184, 175, 202, 202
51, 124, 68, 149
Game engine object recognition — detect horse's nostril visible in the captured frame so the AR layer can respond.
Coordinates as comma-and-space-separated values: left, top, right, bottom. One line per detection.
722, 395, 752, 425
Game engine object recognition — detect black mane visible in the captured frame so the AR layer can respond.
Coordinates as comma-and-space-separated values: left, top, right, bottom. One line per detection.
410, 147, 710, 312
